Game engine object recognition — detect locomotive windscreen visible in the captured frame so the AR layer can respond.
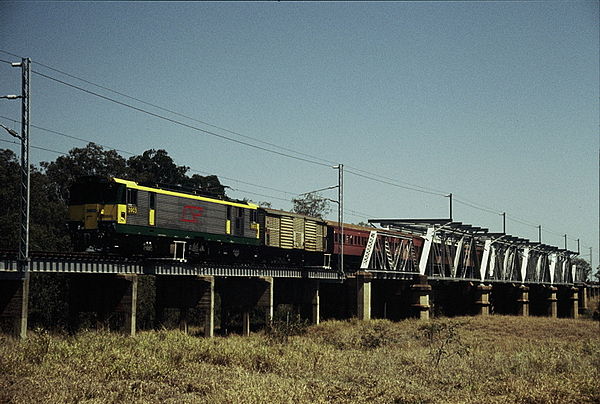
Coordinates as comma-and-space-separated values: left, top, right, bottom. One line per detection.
69, 181, 126, 205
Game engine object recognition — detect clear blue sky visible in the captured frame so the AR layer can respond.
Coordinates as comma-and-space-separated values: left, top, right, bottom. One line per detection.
1, 1, 598, 264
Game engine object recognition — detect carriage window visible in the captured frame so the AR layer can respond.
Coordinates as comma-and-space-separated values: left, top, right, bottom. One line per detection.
227, 206, 232, 220
149, 192, 156, 209
127, 189, 138, 205
238, 207, 244, 217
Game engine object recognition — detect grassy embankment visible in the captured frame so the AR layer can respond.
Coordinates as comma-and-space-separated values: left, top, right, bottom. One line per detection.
1, 315, 599, 404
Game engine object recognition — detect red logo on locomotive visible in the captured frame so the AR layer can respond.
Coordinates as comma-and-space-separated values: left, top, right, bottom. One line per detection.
180, 205, 204, 223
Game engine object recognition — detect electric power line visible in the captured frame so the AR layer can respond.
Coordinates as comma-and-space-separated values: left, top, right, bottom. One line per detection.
6, 51, 461, 198
0, 49, 589, 247
0, 138, 64, 155
32, 70, 332, 168
0, 116, 304, 198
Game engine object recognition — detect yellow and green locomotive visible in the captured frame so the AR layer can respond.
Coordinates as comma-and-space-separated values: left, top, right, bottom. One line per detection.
68, 176, 328, 264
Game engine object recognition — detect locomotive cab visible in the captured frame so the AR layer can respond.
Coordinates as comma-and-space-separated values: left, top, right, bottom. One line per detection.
67, 177, 126, 249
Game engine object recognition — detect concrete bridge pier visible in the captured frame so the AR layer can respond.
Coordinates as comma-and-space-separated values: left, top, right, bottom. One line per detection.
0, 273, 29, 338
516, 285, 529, 316
547, 286, 558, 318
217, 276, 273, 336
298, 279, 320, 325
577, 285, 588, 316
568, 287, 579, 319
355, 271, 373, 320
528, 285, 558, 317
68, 274, 138, 335
411, 275, 431, 320
474, 284, 492, 316
155, 275, 214, 337
544, 286, 558, 318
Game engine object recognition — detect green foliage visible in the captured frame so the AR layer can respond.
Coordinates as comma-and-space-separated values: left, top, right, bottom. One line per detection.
291, 192, 330, 219
41, 142, 128, 204
572, 257, 592, 282
0, 149, 19, 248
126, 148, 188, 185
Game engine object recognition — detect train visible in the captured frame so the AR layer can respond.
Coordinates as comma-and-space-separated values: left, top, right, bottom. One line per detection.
68, 176, 331, 266
67, 176, 485, 273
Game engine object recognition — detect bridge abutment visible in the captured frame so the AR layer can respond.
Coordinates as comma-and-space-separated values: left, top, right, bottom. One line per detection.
0, 273, 29, 338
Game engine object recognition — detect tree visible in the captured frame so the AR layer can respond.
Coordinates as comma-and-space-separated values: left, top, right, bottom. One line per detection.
127, 149, 188, 185
0, 149, 20, 249
182, 174, 226, 197
291, 192, 330, 219
572, 258, 592, 282
41, 142, 128, 203
0, 149, 70, 252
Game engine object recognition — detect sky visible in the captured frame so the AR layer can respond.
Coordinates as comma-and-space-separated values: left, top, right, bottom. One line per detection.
0, 1, 598, 264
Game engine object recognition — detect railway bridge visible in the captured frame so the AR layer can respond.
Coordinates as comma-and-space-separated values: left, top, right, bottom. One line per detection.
0, 220, 597, 338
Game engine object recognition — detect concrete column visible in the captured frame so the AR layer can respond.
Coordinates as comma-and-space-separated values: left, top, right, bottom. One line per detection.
578, 285, 588, 315
475, 284, 492, 316
242, 311, 250, 336
0, 273, 29, 339
114, 274, 138, 336
547, 286, 558, 318
411, 275, 431, 320
258, 276, 274, 324
200, 276, 214, 338
356, 272, 372, 320
303, 279, 320, 325
516, 285, 529, 317
569, 287, 579, 319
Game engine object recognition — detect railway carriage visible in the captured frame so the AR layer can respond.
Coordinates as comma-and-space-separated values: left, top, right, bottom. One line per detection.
259, 208, 328, 265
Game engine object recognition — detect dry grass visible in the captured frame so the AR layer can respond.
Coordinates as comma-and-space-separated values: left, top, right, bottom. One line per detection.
1, 316, 598, 404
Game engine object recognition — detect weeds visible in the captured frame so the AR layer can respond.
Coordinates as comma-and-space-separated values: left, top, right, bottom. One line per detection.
0, 316, 598, 404
418, 320, 470, 368
264, 314, 309, 344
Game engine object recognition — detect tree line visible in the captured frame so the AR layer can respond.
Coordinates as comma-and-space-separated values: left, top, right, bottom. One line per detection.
0, 143, 226, 253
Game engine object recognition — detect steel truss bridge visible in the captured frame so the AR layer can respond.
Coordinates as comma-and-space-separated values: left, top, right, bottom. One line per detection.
364, 219, 583, 285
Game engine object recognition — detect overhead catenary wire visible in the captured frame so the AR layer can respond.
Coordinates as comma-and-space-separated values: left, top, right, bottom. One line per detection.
0, 138, 64, 155
0, 117, 303, 199
0, 52, 519, 202
0, 49, 587, 248
32, 70, 332, 168
2, 50, 456, 197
